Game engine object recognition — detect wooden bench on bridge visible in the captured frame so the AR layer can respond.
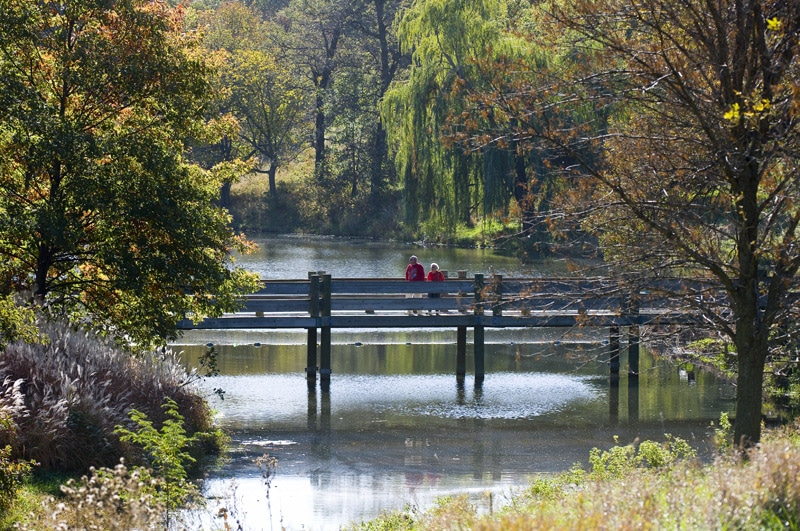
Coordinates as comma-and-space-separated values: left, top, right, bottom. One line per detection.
178, 273, 702, 384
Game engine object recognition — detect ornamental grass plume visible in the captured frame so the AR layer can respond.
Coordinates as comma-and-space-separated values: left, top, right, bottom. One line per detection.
0, 319, 216, 472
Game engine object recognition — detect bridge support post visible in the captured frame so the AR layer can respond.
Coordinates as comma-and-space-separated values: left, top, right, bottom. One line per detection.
473, 274, 485, 385
456, 326, 467, 383
628, 325, 640, 376
306, 274, 320, 382
320, 274, 332, 381
609, 325, 620, 376
474, 325, 485, 385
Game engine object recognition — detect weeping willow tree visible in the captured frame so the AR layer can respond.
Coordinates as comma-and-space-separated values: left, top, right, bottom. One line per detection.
382, 0, 529, 234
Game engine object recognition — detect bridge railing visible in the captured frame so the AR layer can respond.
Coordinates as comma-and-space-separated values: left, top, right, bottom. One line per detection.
225, 273, 700, 323
177, 274, 711, 382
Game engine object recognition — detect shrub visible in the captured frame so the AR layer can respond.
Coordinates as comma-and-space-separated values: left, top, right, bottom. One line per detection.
0, 319, 220, 472
0, 296, 41, 350
16, 461, 166, 531
115, 398, 201, 510
0, 443, 34, 513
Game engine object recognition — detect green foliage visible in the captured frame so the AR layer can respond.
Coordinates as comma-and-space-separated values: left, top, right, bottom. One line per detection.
587, 434, 696, 481
0, 297, 41, 350
713, 412, 734, 453
637, 435, 696, 468
0, 445, 34, 513
0, 0, 260, 348
354, 506, 417, 531
587, 437, 638, 480
115, 399, 201, 509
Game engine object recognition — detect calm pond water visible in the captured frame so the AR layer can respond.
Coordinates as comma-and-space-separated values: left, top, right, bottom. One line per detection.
173, 236, 736, 531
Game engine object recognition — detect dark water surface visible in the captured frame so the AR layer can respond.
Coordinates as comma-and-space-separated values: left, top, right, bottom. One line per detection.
173, 236, 735, 531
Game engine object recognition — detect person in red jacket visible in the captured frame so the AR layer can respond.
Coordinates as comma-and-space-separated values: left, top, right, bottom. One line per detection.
405, 255, 425, 314
426, 263, 445, 313
405, 255, 425, 281
427, 263, 445, 287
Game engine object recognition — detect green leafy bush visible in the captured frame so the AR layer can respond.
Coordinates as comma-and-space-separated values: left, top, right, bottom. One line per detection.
0, 444, 33, 512
115, 398, 201, 510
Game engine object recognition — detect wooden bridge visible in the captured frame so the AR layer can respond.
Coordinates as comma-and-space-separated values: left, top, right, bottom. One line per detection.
177, 273, 704, 384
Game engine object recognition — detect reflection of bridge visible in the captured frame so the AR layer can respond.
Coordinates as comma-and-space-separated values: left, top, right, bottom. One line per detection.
178, 273, 702, 385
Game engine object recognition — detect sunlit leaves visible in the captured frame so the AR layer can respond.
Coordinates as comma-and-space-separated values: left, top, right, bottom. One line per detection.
724, 103, 741, 122
444, 0, 800, 444
0, 0, 259, 347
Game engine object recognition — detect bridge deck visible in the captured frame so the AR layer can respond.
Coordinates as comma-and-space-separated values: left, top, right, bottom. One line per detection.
178, 274, 702, 382
177, 275, 698, 330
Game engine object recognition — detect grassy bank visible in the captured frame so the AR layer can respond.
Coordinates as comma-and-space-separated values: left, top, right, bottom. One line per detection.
351, 422, 800, 530
6, 402, 799, 529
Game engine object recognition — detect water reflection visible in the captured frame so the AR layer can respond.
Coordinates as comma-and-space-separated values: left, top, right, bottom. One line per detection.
178, 339, 735, 531
231, 235, 554, 279
177, 236, 733, 530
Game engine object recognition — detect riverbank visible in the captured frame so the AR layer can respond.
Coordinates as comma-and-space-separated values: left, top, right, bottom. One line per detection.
650, 334, 800, 424
8, 421, 799, 530
350, 422, 800, 530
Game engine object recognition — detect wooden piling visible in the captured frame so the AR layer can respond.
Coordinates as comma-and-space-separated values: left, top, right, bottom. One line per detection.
306, 273, 319, 381
474, 324, 485, 384
609, 325, 620, 375
456, 326, 467, 382
320, 274, 332, 380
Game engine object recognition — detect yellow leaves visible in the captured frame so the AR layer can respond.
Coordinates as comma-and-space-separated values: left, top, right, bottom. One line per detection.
766, 18, 781, 32
752, 99, 770, 112
724, 103, 740, 122
724, 98, 771, 124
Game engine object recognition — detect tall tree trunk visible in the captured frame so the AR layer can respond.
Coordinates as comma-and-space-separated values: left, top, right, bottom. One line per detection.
268, 164, 278, 197
34, 244, 52, 303
219, 181, 232, 208
314, 90, 326, 179
733, 333, 768, 447
369, 0, 395, 202
370, 123, 388, 202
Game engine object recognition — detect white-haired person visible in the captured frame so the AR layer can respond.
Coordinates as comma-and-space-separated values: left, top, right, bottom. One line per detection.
426, 263, 445, 314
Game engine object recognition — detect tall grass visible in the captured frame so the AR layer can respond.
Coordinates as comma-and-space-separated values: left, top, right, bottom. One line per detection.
0, 319, 218, 473
352, 425, 800, 530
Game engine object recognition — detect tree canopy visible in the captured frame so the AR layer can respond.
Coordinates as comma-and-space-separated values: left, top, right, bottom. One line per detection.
0, 0, 259, 347
200, 1, 312, 197
447, 0, 800, 445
